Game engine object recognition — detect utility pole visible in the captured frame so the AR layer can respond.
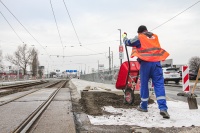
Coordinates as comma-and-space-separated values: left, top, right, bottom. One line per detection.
111, 51, 113, 71
118, 29, 122, 65
85, 64, 86, 74
109, 47, 111, 73
98, 60, 99, 73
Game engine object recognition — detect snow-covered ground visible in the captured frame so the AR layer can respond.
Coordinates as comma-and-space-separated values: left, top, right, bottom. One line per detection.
71, 78, 200, 128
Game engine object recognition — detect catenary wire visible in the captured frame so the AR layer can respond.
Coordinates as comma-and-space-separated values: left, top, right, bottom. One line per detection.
0, 0, 50, 57
50, 52, 107, 58
63, 0, 81, 45
0, 0, 56, 66
0, 10, 24, 43
63, 0, 110, 54
39, 40, 117, 48
151, 0, 200, 31
49, 0, 64, 56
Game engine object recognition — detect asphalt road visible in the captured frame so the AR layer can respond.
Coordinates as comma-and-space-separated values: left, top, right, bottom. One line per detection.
165, 84, 200, 105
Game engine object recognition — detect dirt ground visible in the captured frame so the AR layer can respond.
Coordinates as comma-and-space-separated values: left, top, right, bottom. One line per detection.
68, 80, 200, 133
79, 91, 153, 116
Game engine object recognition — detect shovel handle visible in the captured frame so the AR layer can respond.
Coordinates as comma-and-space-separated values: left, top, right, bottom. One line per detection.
191, 68, 200, 94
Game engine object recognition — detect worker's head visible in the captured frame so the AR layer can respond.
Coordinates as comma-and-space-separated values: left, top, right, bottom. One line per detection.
137, 25, 147, 33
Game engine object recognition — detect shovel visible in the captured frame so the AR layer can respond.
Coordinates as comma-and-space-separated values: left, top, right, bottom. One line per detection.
187, 68, 200, 109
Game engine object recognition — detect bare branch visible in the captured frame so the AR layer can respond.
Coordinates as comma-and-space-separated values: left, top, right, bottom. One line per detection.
5, 44, 39, 75
189, 56, 200, 71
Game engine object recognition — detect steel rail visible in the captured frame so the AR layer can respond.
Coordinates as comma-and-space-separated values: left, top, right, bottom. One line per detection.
0, 81, 47, 90
12, 80, 67, 133
0, 80, 62, 106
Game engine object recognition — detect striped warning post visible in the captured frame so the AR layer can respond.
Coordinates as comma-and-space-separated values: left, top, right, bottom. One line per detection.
182, 66, 190, 92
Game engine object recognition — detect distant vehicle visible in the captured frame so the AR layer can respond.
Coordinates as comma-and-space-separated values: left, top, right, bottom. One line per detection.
53, 75, 57, 78
162, 67, 181, 84
178, 71, 182, 78
189, 70, 199, 80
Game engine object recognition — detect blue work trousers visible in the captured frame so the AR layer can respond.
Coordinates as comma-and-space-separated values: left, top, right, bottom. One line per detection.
140, 61, 168, 111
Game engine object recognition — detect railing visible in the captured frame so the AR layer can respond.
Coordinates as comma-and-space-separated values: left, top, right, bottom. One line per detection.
80, 69, 119, 84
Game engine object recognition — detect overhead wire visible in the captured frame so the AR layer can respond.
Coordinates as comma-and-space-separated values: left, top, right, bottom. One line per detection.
5, 1, 198, 70
0, 0, 55, 68
0, 0, 51, 57
63, 0, 81, 45
50, 52, 107, 58
62, 40, 118, 47
62, 0, 101, 54
151, 0, 200, 31
49, 0, 64, 56
80, 46, 100, 53
0, 10, 24, 44
83, 40, 118, 46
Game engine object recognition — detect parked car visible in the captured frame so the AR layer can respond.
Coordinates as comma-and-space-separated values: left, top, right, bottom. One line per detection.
178, 71, 182, 78
162, 67, 181, 84
189, 70, 198, 80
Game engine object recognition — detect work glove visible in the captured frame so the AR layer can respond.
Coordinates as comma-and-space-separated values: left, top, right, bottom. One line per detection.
122, 32, 127, 44
122, 32, 127, 39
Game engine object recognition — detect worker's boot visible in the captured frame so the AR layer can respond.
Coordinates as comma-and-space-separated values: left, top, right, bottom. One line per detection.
160, 110, 170, 119
137, 106, 148, 112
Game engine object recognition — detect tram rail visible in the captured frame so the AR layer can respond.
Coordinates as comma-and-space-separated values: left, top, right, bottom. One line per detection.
13, 80, 68, 133
0, 80, 63, 106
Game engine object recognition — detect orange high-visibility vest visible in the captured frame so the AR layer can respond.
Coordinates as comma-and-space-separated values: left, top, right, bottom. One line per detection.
131, 33, 169, 62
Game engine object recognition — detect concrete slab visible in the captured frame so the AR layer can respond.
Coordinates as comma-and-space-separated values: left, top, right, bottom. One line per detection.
30, 88, 76, 133
0, 101, 43, 133
54, 88, 71, 101
30, 101, 76, 133
0, 89, 37, 103
0, 80, 38, 86
0, 89, 9, 93
15, 88, 56, 102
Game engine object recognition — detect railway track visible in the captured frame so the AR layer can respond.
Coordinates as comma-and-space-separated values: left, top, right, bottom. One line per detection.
0, 79, 71, 133
13, 80, 68, 133
0, 80, 51, 98
0, 80, 47, 90
0, 80, 62, 106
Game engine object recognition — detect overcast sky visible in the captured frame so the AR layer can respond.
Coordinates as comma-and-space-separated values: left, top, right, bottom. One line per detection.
0, 0, 200, 73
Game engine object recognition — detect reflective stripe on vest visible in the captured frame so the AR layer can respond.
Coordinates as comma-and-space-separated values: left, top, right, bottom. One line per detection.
131, 33, 169, 61
137, 47, 161, 53
141, 49, 167, 57
132, 47, 166, 57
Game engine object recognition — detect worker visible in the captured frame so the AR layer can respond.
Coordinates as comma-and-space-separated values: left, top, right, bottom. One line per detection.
122, 25, 170, 119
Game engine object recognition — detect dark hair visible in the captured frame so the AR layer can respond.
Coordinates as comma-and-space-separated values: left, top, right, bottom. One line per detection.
137, 25, 147, 33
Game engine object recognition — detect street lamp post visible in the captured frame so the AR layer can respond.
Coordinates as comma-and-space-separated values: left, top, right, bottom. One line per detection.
118, 29, 122, 65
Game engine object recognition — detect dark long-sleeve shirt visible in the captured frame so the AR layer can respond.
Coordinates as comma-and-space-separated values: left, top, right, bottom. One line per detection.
123, 32, 154, 48
123, 35, 141, 48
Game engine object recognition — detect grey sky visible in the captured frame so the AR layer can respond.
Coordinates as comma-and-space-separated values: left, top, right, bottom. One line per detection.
0, 0, 200, 73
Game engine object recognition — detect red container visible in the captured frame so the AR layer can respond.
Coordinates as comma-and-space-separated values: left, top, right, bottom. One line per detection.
115, 61, 140, 90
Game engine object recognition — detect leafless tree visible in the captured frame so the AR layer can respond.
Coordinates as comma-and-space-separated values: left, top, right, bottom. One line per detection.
5, 44, 35, 75
30, 48, 39, 77
189, 56, 200, 71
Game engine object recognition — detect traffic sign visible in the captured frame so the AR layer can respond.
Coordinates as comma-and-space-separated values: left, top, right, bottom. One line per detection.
66, 70, 77, 73
119, 52, 124, 59
119, 45, 123, 52
119, 45, 124, 59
